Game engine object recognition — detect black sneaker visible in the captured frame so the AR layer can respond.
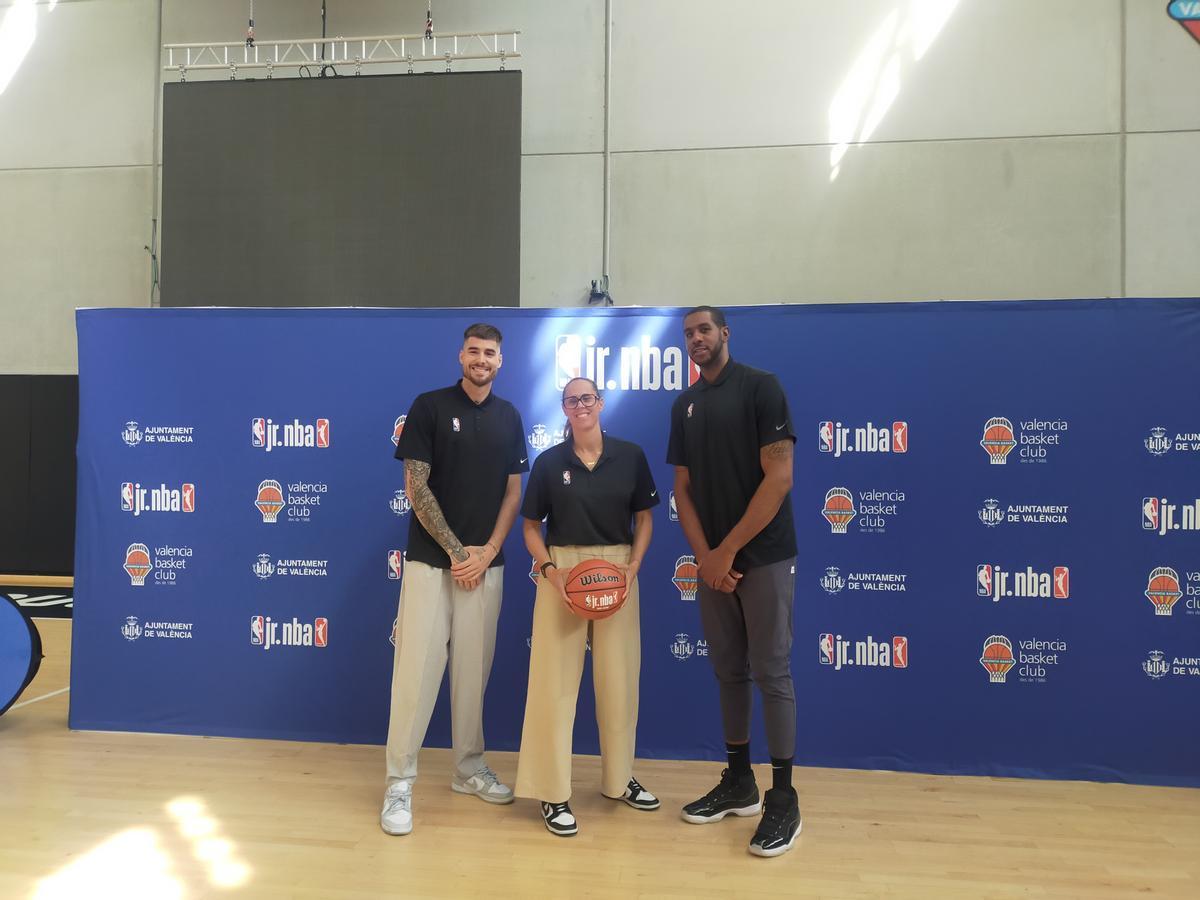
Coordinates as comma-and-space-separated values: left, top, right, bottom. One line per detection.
540, 800, 578, 837
680, 768, 761, 824
748, 787, 802, 857
605, 777, 660, 810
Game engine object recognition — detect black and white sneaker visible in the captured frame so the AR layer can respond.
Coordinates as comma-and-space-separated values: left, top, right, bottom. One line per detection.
748, 788, 802, 858
605, 777, 660, 810
541, 800, 578, 837
680, 768, 761, 824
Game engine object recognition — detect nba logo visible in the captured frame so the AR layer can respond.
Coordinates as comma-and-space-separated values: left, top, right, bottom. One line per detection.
252, 418, 266, 447
452, 417, 461, 433
1053, 566, 1069, 599
314, 617, 328, 647
387, 550, 403, 580
892, 422, 908, 453
977, 565, 993, 597
1142, 497, 1159, 531
316, 418, 330, 448
668, 490, 679, 522
892, 636, 908, 668
182, 483, 195, 513
121, 482, 134, 510
819, 422, 834, 453
562, 470, 571, 485
250, 616, 264, 645
555, 335, 583, 389
819, 633, 834, 665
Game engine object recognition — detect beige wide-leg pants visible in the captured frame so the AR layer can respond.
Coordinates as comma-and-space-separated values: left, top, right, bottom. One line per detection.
515, 544, 641, 803
385, 559, 503, 786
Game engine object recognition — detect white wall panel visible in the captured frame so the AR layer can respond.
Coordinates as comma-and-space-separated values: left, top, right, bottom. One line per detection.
610, 0, 1119, 152
610, 135, 1120, 305
1126, 131, 1200, 298
0, 166, 152, 373
1126, 0, 1200, 133
520, 153, 603, 307
0, 0, 157, 170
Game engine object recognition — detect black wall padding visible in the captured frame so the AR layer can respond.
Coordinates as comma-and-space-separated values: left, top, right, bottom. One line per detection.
0, 376, 77, 575
161, 70, 522, 309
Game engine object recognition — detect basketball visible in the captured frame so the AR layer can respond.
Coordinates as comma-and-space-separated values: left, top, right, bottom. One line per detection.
562, 559, 627, 620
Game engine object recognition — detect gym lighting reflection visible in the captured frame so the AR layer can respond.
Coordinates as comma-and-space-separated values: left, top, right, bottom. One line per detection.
0, 0, 36, 97
827, 0, 960, 182
167, 797, 252, 889
31, 828, 185, 900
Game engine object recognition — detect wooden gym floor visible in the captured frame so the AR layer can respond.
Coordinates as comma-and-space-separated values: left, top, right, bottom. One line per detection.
1, 619, 1198, 899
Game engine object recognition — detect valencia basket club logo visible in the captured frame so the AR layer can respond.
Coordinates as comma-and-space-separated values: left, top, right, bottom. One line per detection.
124, 543, 151, 586
1169, 2, 1200, 46
822, 487, 856, 533
256, 479, 285, 523
672, 555, 699, 601
980, 635, 1016, 683
1146, 567, 1183, 616
392, 415, 406, 447
980, 417, 1016, 464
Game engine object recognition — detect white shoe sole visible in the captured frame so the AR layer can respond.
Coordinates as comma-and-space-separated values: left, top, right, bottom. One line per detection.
451, 781, 515, 805
604, 793, 661, 811
544, 820, 578, 837
380, 819, 412, 836
748, 818, 803, 857
680, 801, 761, 825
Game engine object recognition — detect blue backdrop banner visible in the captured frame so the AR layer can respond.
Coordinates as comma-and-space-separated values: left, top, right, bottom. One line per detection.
72, 300, 1200, 787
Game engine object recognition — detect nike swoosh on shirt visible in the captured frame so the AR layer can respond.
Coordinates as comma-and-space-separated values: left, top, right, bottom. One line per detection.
775, 423, 786, 431
650, 490, 657, 497
520, 458, 528, 464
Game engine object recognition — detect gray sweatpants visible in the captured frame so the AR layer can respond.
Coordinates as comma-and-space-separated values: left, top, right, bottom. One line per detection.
697, 556, 796, 759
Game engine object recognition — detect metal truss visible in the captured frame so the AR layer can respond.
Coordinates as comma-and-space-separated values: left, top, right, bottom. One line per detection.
163, 30, 521, 80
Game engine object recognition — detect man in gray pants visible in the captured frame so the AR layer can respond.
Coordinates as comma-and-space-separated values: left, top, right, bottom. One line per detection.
381, 323, 527, 836
666, 305, 801, 858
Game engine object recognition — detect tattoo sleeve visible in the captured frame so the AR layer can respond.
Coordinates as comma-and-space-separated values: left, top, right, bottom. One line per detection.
764, 438, 794, 461
405, 459, 468, 563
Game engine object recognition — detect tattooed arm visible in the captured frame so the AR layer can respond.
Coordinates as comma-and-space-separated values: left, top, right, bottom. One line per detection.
696, 438, 794, 591
405, 459, 469, 564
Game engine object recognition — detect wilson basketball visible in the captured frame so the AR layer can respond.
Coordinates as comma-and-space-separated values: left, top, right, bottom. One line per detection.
563, 559, 627, 620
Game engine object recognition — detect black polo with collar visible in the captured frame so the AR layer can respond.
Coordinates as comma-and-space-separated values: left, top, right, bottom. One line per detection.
666, 359, 796, 569
521, 435, 659, 548
394, 380, 529, 569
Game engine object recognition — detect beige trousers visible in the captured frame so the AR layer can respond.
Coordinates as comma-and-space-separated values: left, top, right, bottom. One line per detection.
515, 544, 641, 803
385, 559, 503, 785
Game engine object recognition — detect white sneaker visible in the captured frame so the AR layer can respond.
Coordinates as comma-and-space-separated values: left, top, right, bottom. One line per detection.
451, 765, 515, 804
381, 781, 413, 835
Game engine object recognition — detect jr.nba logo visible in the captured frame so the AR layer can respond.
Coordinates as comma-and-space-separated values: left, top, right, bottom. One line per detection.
250, 616, 264, 645
1053, 566, 1069, 599
977, 564, 993, 597
892, 636, 908, 668
819, 421, 834, 452
316, 418, 330, 448
892, 421, 908, 453
314, 617, 329, 647
1142, 497, 1160, 531
819, 633, 835, 665
181, 483, 195, 513
121, 482, 134, 511
252, 418, 266, 447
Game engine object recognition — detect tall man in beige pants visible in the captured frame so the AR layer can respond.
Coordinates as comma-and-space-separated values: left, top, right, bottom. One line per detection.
381, 323, 528, 836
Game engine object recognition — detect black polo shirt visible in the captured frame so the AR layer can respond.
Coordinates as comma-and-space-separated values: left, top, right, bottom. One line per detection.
666, 359, 796, 569
521, 435, 659, 548
394, 380, 528, 569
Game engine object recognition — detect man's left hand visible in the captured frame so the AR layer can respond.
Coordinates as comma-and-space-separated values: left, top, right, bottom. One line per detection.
451, 544, 495, 586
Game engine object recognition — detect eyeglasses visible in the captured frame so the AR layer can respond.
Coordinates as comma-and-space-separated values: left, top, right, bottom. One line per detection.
562, 393, 600, 410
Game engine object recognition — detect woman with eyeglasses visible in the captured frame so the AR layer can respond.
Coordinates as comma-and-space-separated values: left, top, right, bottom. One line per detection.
514, 376, 660, 837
